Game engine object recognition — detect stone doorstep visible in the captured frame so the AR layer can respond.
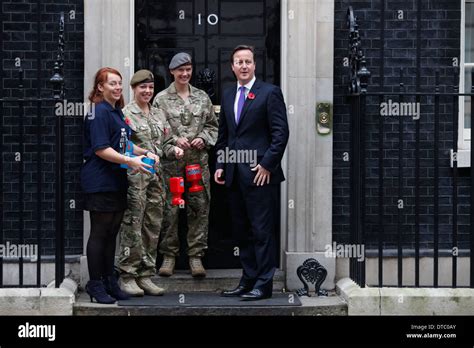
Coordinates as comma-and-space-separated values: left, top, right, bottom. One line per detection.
80, 266, 286, 292
74, 270, 350, 316
149, 269, 285, 292
73, 291, 348, 316
0, 283, 77, 316
336, 277, 474, 316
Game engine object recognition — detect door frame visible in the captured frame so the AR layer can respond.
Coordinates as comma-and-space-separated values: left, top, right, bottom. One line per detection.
80, 0, 289, 284
128, 0, 289, 269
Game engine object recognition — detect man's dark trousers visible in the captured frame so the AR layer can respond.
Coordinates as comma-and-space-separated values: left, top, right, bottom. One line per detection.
229, 169, 278, 294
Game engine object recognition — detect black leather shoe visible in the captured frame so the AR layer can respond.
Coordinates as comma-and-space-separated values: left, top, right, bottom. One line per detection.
240, 289, 271, 301
221, 285, 252, 297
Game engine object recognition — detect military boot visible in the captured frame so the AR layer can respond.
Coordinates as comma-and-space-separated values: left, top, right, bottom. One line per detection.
158, 255, 175, 277
119, 277, 144, 296
137, 277, 165, 296
189, 257, 206, 278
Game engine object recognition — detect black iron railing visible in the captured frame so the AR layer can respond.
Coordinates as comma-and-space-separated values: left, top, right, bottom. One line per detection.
0, 11, 66, 288
347, 6, 369, 288
347, 6, 474, 288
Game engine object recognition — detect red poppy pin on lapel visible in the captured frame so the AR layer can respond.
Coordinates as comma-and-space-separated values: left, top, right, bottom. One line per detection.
124, 118, 131, 125
248, 92, 255, 100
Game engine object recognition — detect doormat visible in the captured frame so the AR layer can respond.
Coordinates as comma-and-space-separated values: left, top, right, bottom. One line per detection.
117, 292, 301, 307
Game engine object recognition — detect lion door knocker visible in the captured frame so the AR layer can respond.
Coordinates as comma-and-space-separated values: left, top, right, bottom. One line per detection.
295, 258, 328, 297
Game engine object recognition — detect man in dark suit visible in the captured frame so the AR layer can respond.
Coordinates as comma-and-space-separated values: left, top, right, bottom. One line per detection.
214, 45, 289, 300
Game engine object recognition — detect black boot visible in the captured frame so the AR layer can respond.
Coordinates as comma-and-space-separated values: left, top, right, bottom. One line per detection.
104, 275, 130, 300
85, 280, 116, 304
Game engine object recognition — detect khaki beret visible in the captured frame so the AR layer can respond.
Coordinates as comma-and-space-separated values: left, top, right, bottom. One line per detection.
130, 69, 154, 87
169, 52, 192, 70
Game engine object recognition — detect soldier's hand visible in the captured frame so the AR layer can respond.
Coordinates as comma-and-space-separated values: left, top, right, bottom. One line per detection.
177, 137, 191, 149
190, 137, 205, 150
214, 169, 225, 185
148, 152, 160, 164
175, 146, 184, 159
147, 153, 160, 171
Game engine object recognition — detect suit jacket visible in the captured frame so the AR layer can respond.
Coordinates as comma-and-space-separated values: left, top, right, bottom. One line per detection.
215, 79, 289, 187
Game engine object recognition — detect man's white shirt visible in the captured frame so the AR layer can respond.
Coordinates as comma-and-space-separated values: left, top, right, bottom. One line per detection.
234, 76, 256, 119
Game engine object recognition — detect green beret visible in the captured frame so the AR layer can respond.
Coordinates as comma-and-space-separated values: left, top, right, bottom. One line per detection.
169, 52, 192, 70
130, 69, 154, 87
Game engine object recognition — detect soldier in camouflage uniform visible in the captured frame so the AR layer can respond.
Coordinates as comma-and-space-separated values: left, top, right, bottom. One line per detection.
153, 53, 218, 277
118, 70, 184, 296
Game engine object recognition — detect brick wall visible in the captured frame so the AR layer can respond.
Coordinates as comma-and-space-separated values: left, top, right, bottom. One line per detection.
333, 0, 469, 251
1, 0, 469, 257
1, 0, 84, 256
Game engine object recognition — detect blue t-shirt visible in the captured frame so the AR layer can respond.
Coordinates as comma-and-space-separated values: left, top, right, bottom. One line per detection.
81, 100, 131, 193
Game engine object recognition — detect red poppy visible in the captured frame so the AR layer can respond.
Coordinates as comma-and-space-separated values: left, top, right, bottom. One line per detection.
248, 92, 256, 100
124, 118, 131, 125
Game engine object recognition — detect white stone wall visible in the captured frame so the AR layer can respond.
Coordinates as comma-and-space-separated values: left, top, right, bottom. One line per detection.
283, 0, 334, 253
82, 0, 135, 264
84, 0, 134, 103
282, 0, 335, 290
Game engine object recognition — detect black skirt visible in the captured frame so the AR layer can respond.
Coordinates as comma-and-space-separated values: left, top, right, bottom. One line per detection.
84, 191, 127, 212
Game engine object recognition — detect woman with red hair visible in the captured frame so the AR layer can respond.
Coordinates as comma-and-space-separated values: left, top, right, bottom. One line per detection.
81, 67, 154, 304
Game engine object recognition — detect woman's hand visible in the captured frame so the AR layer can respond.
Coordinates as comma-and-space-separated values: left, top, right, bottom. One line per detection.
127, 155, 153, 174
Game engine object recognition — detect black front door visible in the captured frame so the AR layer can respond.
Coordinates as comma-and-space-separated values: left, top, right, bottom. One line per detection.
135, 0, 281, 268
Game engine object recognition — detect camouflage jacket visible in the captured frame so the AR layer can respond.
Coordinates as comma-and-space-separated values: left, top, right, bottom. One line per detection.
122, 100, 176, 159
152, 82, 218, 149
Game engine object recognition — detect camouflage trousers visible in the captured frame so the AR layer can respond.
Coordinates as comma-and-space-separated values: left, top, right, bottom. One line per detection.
160, 151, 210, 257
118, 171, 165, 278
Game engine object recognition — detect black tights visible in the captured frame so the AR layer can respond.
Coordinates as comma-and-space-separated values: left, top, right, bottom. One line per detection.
87, 211, 124, 281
